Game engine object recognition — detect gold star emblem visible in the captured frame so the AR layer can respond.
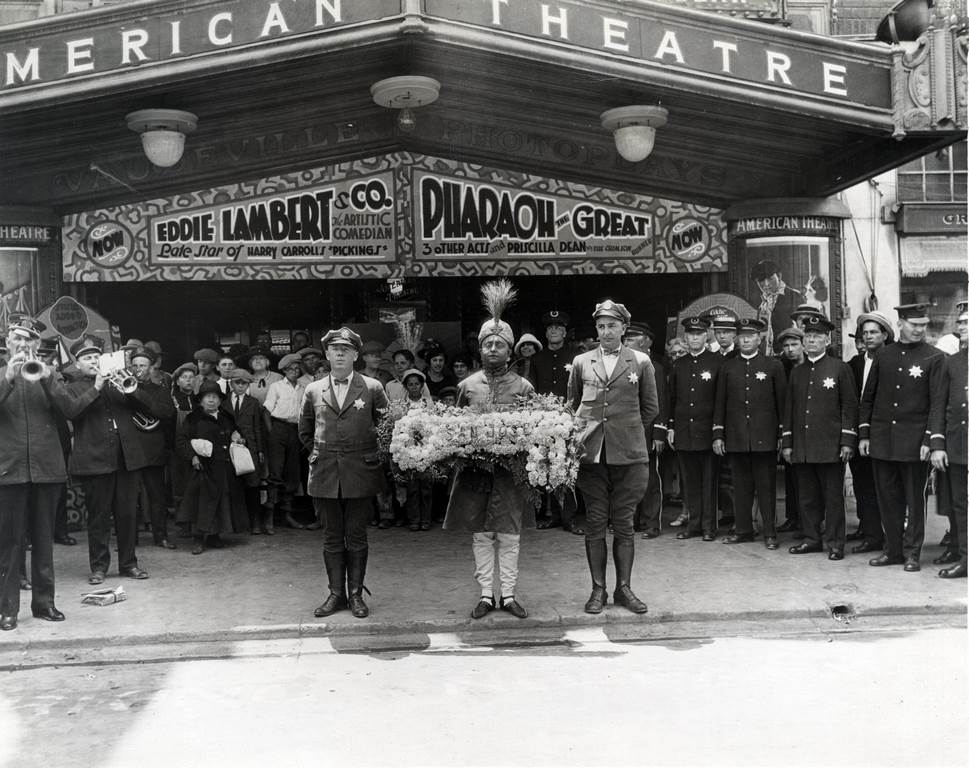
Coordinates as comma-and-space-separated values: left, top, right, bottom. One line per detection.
909, 365, 923, 378
822, 377, 836, 389
700, 371, 711, 381
627, 372, 639, 384
353, 398, 365, 410
755, 371, 767, 381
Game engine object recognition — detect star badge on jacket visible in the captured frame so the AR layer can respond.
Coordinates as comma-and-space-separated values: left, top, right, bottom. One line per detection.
700, 371, 711, 381
353, 398, 365, 410
822, 377, 836, 389
627, 371, 639, 384
908, 365, 923, 378
755, 371, 767, 381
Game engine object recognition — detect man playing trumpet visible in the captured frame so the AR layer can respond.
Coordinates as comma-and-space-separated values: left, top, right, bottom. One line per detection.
0, 315, 72, 631
62, 336, 174, 585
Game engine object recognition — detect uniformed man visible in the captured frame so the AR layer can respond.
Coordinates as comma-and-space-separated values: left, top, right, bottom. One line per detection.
859, 303, 945, 572
846, 311, 894, 554
624, 322, 668, 538
667, 316, 724, 541
776, 327, 805, 536
531, 309, 581, 532
568, 300, 658, 614
709, 313, 739, 358
64, 336, 175, 585
0, 315, 72, 631
713, 318, 786, 549
299, 327, 389, 619
929, 301, 968, 579
782, 316, 858, 559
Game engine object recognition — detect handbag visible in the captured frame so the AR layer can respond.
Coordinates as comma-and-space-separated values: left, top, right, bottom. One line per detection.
229, 443, 256, 475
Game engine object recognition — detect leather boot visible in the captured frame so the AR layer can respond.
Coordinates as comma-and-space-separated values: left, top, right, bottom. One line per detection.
612, 538, 648, 614
584, 539, 608, 614
262, 505, 275, 535
346, 547, 370, 618
314, 550, 348, 617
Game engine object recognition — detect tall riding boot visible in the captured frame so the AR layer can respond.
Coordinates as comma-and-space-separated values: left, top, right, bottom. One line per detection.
612, 538, 648, 614
583, 539, 609, 614
314, 550, 347, 617
346, 547, 370, 618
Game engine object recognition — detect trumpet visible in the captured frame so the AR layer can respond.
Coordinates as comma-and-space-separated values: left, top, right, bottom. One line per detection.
106, 369, 138, 394
98, 350, 138, 394
14, 349, 49, 382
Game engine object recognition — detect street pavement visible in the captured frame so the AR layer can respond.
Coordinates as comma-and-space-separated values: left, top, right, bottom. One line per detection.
1, 498, 965, 662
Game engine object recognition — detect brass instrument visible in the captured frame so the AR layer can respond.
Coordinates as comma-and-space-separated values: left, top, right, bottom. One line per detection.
17, 349, 49, 382
106, 368, 138, 394
131, 410, 160, 431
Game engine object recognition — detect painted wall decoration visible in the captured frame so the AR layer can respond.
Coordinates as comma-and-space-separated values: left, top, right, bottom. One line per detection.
63, 153, 727, 281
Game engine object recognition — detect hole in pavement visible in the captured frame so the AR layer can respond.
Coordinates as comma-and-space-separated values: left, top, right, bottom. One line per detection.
831, 604, 855, 623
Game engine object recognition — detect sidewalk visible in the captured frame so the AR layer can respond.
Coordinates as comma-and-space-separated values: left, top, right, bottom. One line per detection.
2, 499, 965, 660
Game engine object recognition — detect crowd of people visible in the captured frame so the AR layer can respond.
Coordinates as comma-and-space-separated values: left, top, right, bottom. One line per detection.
0, 290, 965, 632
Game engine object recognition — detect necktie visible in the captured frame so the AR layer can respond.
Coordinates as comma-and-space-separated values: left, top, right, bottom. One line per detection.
332, 377, 349, 385
234, 396, 241, 417
601, 348, 620, 357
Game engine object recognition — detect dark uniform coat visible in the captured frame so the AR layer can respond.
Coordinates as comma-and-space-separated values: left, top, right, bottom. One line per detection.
858, 340, 945, 461
781, 355, 858, 462
668, 350, 723, 450
530, 345, 574, 399
444, 369, 536, 534
648, 358, 669, 445
713, 352, 786, 452
0, 370, 73, 485
929, 349, 968, 464
175, 409, 248, 534
298, 372, 389, 499
63, 377, 175, 475
567, 347, 659, 465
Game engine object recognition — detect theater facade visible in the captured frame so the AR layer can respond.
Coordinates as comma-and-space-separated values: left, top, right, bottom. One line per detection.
0, 0, 965, 359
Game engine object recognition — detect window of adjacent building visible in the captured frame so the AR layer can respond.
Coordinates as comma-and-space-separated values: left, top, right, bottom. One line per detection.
897, 141, 968, 202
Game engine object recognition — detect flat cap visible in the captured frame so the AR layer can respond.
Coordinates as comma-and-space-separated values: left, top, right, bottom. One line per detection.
228, 368, 254, 382
775, 327, 805, 344
193, 348, 220, 363
278, 353, 303, 372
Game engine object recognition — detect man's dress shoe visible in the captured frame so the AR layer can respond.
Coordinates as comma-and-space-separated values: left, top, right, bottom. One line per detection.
613, 585, 648, 614
933, 549, 960, 565
0, 615, 17, 631
584, 587, 607, 614
642, 528, 660, 539
676, 530, 696, 540
903, 556, 921, 573
32, 606, 65, 622
869, 554, 904, 567
764, 537, 779, 550
939, 563, 968, 579
777, 520, 799, 533
120, 567, 149, 579
789, 542, 822, 555
828, 551, 844, 561
471, 596, 495, 619
845, 529, 865, 542
348, 593, 369, 618
500, 597, 527, 619
54, 535, 77, 546
722, 533, 754, 544
702, 532, 717, 542
314, 593, 347, 617
851, 541, 880, 554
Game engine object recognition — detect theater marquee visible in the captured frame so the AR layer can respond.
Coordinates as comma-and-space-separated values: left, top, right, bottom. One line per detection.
62, 154, 727, 282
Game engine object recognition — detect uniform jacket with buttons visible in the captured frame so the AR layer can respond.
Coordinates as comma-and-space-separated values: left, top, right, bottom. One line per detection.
63, 376, 176, 475
928, 349, 967, 465
567, 347, 659, 465
0, 368, 75, 485
648, 358, 670, 446
858, 340, 945, 462
668, 350, 723, 451
781, 355, 858, 463
712, 351, 786, 453
530, 344, 575, 399
299, 372, 389, 498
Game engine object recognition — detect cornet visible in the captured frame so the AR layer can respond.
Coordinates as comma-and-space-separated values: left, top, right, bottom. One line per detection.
14, 349, 49, 382
98, 351, 138, 394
